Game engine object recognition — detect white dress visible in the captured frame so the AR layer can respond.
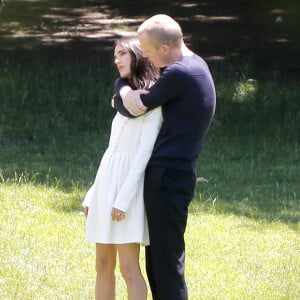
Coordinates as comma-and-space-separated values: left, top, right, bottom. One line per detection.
82, 107, 162, 245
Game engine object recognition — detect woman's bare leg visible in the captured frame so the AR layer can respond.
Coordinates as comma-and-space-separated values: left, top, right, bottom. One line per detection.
118, 243, 147, 300
95, 243, 117, 300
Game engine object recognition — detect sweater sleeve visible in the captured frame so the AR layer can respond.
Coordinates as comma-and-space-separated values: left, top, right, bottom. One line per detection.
114, 66, 185, 114
141, 64, 186, 109
113, 78, 135, 118
112, 107, 162, 211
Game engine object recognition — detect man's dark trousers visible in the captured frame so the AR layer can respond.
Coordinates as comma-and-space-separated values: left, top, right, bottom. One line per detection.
144, 166, 196, 300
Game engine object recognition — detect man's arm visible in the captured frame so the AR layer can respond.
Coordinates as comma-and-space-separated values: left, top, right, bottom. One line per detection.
120, 88, 149, 116
140, 65, 183, 109
113, 78, 148, 116
113, 78, 134, 117
114, 65, 183, 116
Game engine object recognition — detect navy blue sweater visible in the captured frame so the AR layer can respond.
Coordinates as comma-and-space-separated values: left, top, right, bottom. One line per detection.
114, 54, 216, 172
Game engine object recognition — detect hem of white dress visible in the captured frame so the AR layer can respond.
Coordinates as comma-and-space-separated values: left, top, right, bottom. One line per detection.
85, 237, 149, 246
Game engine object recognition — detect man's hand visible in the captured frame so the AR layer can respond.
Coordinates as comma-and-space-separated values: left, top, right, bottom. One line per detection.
121, 88, 149, 116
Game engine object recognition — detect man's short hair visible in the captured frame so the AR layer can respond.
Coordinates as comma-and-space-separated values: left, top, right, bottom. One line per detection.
138, 14, 183, 48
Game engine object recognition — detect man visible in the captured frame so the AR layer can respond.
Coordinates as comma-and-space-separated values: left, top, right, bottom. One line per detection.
114, 14, 216, 300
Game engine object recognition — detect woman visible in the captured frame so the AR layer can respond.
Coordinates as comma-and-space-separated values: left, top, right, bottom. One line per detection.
82, 36, 162, 300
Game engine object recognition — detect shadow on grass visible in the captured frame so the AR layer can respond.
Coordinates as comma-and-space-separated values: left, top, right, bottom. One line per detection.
1, 0, 299, 79
191, 121, 299, 229
1, 121, 298, 228
0, 0, 299, 226
1, 61, 299, 226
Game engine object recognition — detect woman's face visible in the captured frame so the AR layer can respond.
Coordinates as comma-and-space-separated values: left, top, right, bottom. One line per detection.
114, 44, 132, 78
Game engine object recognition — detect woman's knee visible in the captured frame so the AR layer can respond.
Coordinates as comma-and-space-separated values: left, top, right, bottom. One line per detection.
95, 256, 116, 274
119, 261, 141, 282
118, 244, 142, 282
95, 244, 116, 274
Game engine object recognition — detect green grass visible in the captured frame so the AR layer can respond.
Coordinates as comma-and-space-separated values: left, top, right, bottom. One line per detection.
0, 184, 298, 299
0, 56, 299, 299
0, 184, 95, 299
186, 212, 299, 299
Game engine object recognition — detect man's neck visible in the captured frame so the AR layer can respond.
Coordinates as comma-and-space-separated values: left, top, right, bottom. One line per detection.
181, 44, 194, 56
171, 44, 193, 62
164, 43, 194, 66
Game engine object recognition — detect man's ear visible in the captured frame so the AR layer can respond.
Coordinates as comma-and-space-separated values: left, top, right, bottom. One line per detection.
160, 44, 170, 54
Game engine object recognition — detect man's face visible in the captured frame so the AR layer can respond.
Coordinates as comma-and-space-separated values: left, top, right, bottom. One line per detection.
139, 32, 166, 68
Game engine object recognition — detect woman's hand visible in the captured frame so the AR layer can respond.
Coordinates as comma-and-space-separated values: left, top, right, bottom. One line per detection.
111, 207, 125, 221
84, 207, 89, 218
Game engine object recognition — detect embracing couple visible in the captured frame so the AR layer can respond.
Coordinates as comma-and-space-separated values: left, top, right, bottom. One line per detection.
82, 14, 216, 300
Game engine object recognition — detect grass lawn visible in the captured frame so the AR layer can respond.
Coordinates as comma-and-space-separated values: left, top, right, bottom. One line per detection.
0, 183, 298, 299
0, 32, 299, 300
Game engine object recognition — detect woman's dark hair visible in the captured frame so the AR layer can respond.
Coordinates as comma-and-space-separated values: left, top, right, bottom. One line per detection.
114, 36, 159, 89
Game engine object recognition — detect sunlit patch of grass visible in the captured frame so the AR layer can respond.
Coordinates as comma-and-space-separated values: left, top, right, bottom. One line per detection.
1, 183, 298, 299
185, 211, 300, 299
0, 183, 149, 299
233, 79, 257, 103
0, 183, 93, 299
